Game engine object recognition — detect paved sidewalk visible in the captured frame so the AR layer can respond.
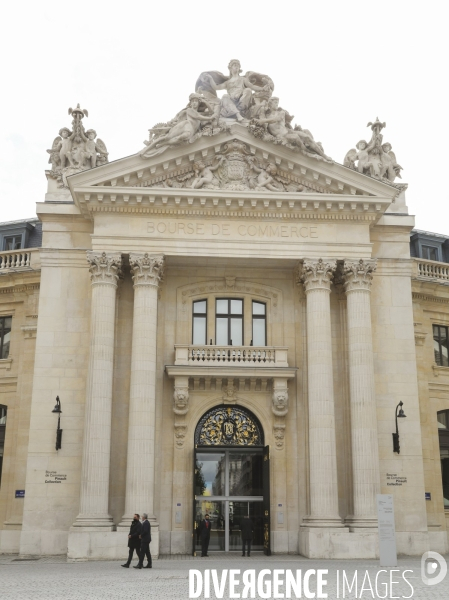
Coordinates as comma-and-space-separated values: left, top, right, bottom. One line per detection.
0, 553, 447, 599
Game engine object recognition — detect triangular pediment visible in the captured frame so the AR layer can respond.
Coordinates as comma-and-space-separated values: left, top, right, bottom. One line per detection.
67, 125, 399, 221
69, 124, 398, 196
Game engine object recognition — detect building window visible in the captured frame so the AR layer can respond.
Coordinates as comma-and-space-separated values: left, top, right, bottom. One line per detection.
422, 245, 438, 261
216, 299, 243, 346
252, 301, 266, 346
437, 410, 449, 510
433, 325, 449, 367
192, 300, 207, 345
0, 317, 11, 359
3, 236, 22, 251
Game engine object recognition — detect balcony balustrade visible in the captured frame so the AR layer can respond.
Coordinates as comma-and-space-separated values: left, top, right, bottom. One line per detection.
174, 344, 289, 367
413, 258, 449, 283
0, 249, 39, 273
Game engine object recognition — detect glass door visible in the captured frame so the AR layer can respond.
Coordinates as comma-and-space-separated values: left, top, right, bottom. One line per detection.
194, 448, 265, 553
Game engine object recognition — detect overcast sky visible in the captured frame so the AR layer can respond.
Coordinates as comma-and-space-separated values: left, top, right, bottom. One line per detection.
1, 1, 448, 233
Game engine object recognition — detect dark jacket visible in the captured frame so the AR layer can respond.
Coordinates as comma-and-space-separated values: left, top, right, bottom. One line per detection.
240, 517, 253, 540
199, 519, 212, 539
141, 519, 151, 543
128, 519, 142, 549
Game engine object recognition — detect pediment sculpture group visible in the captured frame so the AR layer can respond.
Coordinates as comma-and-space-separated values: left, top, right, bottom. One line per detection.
45, 60, 403, 192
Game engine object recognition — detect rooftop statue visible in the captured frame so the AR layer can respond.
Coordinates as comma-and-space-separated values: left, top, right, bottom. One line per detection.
140, 60, 332, 163
344, 118, 403, 185
46, 104, 108, 188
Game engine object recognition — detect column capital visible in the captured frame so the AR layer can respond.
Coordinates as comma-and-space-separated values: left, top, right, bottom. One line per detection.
344, 259, 377, 293
299, 258, 336, 293
130, 253, 165, 287
87, 251, 122, 286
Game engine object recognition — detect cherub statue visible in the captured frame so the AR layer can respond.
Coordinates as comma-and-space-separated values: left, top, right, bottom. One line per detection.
254, 97, 332, 161
141, 93, 215, 158
198, 59, 272, 123
79, 128, 108, 168
47, 127, 75, 170
248, 160, 282, 191
344, 140, 374, 176
188, 156, 224, 189
380, 143, 402, 182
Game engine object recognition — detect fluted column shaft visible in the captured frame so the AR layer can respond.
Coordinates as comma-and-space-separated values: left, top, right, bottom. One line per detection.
344, 259, 380, 528
120, 254, 165, 525
301, 259, 343, 527
74, 252, 122, 527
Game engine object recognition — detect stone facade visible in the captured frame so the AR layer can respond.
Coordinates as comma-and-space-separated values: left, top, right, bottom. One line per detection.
0, 64, 448, 560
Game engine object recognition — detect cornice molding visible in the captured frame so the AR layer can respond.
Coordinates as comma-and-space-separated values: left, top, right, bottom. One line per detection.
412, 292, 449, 305
73, 185, 389, 223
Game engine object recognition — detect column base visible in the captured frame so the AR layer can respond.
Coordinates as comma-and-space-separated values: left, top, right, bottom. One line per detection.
301, 515, 345, 528
299, 527, 378, 559
345, 515, 378, 532
72, 515, 115, 529
117, 514, 135, 530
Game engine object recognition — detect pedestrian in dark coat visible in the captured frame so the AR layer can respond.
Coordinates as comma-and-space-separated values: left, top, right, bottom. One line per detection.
121, 514, 142, 568
240, 515, 253, 556
199, 513, 212, 557
135, 513, 152, 569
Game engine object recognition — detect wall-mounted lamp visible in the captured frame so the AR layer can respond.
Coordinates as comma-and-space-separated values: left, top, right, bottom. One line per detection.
392, 401, 406, 453
51, 396, 63, 451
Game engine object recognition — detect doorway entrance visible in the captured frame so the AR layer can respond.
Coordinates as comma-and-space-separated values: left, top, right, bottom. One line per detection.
193, 406, 270, 554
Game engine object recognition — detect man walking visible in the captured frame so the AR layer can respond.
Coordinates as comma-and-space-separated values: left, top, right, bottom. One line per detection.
121, 513, 142, 568
134, 513, 152, 569
240, 515, 253, 557
199, 513, 212, 557
122, 513, 142, 569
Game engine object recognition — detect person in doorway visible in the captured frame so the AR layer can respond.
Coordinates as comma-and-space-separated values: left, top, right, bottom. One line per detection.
240, 515, 254, 557
121, 513, 142, 568
199, 513, 212, 557
134, 513, 152, 569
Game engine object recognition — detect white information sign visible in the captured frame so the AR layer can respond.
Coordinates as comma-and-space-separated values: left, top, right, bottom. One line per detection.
377, 494, 397, 567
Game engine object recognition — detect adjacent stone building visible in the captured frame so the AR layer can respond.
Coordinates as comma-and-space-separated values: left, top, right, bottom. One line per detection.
0, 62, 448, 560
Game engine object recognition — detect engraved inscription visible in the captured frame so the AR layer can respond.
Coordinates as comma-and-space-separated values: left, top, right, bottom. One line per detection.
147, 220, 318, 239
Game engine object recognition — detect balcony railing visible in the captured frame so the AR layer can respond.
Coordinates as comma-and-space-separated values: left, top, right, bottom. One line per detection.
174, 345, 289, 367
413, 258, 449, 283
0, 249, 39, 272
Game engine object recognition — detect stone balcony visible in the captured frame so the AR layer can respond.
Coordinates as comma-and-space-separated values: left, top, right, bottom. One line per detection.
412, 258, 449, 285
0, 248, 40, 274
166, 344, 296, 387
173, 344, 289, 367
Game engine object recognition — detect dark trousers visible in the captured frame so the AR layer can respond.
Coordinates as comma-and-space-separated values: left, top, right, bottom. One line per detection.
126, 546, 140, 565
242, 539, 251, 555
139, 541, 152, 566
201, 536, 210, 556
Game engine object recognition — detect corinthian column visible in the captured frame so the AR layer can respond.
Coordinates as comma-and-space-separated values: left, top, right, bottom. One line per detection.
119, 253, 165, 531
73, 251, 122, 528
344, 259, 380, 529
300, 259, 343, 527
